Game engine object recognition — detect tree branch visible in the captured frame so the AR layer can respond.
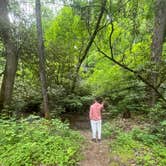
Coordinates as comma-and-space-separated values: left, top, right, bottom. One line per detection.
0, 71, 4, 77
71, 0, 107, 91
94, 40, 166, 103
78, 0, 107, 66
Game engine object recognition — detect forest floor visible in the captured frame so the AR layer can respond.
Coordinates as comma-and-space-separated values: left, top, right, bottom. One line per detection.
65, 112, 112, 166
78, 130, 110, 166
73, 114, 150, 166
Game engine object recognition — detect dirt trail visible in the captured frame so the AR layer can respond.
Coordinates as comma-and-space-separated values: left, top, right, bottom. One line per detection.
63, 111, 112, 165
78, 130, 110, 166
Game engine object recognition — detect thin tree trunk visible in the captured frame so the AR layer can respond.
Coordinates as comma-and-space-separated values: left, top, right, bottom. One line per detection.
71, 0, 107, 91
150, 0, 166, 106
35, 0, 50, 119
0, 0, 18, 109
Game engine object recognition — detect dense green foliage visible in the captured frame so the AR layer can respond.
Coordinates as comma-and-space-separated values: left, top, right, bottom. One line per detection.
111, 131, 166, 166
148, 103, 166, 143
0, 117, 83, 166
0, 0, 165, 117
102, 119, 166, 165
0, 0, 166, 165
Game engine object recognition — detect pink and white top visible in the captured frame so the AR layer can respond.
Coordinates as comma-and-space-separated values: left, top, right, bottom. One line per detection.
89, 102, 104, 121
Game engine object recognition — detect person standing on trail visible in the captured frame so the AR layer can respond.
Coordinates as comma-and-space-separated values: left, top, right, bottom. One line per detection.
89, 97, 104, 143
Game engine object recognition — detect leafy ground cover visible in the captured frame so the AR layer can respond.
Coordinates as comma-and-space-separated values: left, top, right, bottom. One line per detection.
102, 118, 166, 166
0, 116, 84, 166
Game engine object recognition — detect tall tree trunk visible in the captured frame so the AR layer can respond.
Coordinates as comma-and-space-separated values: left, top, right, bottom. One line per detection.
35, 0, 50, 119
0, 0, 18, 109
150, 0, 166, 106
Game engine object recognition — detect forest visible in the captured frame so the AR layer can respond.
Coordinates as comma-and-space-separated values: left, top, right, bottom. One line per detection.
0, 0, 166, 165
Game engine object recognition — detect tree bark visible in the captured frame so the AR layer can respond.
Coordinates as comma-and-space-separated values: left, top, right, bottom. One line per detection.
35, 0, 50, 119
0, 0, 18, 109
150, 0, 166, 106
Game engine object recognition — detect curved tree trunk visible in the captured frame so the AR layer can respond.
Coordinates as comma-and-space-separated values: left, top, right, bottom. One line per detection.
71, 0, 107, 92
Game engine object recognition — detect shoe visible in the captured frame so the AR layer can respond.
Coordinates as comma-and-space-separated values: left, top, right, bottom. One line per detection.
91, 138, 97, 142
98, 139, 101, 143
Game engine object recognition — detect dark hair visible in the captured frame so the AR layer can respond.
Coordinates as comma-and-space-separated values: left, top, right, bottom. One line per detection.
95, 96, 103, 104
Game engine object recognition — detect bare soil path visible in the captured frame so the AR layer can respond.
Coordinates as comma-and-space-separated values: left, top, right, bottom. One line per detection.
78, 129, 110, 166
63, 111, 114, 166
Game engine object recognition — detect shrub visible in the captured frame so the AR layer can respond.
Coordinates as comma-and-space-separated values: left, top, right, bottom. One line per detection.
132, 128, 159, 146
148, 103, 166, 143
110, 130, 166, 166
60, 95, 93, 113
107, 106, 122, 118
102, 121, 122, 139
102, 122, 113, 138
0, 117, 83, 166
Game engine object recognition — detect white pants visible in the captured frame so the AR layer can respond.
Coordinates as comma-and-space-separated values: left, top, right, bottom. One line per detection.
90, 120, 102, 139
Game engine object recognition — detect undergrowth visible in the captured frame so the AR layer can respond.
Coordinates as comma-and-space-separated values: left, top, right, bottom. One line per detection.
102, 119, 166, 166
0, 116, 84, 166
110, 130, 166, 166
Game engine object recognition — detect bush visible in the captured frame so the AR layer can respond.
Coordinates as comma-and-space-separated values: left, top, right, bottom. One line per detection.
107, 106, 122, 118
61, 95, 83, 112
148, 103, 166, 143
148, 103, 166, 123
102, 121, 122, 139
110, 130, 166, 166
0, 117, 84, 166
102, 122, 113, 138
132, 128, 159, 146
60, 95, 93, 113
